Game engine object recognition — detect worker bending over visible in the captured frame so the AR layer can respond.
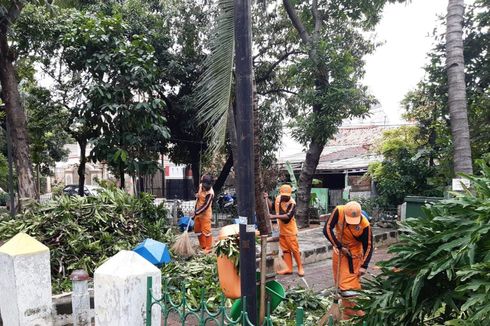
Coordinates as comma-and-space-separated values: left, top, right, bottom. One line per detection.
192, 174, 214, 253
323, 201, 373, 319
266, 184, 304, 277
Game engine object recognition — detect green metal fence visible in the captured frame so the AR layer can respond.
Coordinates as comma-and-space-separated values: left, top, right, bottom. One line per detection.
146, 276, 306, 326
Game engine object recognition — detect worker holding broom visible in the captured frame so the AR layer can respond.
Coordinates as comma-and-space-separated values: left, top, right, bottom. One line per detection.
323, 201, 373, 320
265, 184, 304, 277
191, 174, 214, 253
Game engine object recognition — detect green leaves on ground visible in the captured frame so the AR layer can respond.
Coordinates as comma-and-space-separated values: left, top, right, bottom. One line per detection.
161, 254, 225, 310
0, 189, 169, 293
358, 158, 490, 325
272, 287, 331, 326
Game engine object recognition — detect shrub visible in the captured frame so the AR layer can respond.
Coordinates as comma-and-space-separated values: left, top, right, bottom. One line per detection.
0, 188, 169, 293
0, 192, 9, 206
358, 159, 490, 325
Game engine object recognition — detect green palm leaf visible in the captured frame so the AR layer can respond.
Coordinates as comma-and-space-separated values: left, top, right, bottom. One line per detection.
194, 0, 234, 154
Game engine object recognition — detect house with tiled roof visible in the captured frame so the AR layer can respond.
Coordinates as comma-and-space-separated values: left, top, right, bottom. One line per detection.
277, 125, 403, 209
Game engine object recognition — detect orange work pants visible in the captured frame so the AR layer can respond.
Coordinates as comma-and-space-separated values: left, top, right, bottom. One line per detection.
332, 246, 363, 291
194, 216, 212, 250
279, 235, 300, 255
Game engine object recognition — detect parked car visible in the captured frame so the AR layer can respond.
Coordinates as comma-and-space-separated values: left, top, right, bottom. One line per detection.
63, 185, 103, 196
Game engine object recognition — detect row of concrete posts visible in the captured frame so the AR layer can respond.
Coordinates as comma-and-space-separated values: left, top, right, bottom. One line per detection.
0, 233, 161, 326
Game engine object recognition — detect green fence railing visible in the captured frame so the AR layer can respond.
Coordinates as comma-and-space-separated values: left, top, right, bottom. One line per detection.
146, 276, 306, 326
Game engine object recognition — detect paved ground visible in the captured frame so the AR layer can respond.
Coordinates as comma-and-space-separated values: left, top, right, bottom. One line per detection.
277, 245, 392, 293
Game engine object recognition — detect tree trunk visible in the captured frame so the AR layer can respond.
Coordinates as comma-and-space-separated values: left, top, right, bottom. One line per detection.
282, 0, 327, 229
295, 140, 324, 228
191, 153, 201, 192
252, 78, 270, 235
0, 30, 37, 201
213, 153, 233, 195
77, 139, 87, 196
119, 162, 125, 190
36, 163, 41, 199
138, 173, 144, 196
446, 0, 473, 175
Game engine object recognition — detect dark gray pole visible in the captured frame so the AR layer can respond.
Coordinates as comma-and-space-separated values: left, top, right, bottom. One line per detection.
234, 0, 257, 323
5, 112, 16, 217
161, 154, 165, 198
234, 0, 254, 229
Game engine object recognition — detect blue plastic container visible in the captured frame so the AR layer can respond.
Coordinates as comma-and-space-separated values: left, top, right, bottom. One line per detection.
178, 216, 194, 232
133, 238, 171, 267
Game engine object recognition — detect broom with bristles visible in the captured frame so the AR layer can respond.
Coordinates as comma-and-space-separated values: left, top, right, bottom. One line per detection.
269, 211, 288, 273
172, 217, 196, 258
274, 248, 289, 273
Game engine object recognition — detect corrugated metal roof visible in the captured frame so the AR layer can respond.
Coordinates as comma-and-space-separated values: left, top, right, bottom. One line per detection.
277, 125, 400, 172
317, 154, 382, 172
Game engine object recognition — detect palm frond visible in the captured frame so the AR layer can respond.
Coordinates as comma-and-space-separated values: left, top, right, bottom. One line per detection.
194, 0, 234, 154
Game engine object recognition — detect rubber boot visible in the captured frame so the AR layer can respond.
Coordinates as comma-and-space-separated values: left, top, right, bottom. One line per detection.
293, 251, 305, 277
198, 234, 206, 250
277, 252, 293, 275
203, 235, 213, 254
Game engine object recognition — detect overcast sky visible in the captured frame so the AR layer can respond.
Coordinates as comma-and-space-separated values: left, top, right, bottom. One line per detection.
364, 0, 456, 124
279, 0, 475, 156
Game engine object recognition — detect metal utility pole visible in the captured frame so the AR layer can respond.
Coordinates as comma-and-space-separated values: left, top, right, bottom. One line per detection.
234, 0, 257, 323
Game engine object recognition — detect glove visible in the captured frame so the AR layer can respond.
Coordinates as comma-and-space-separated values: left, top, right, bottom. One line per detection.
341, 247, 352, 257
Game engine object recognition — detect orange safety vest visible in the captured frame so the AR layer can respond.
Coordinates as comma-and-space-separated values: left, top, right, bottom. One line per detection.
196, 185, 214, 219
274, 196, 298, 236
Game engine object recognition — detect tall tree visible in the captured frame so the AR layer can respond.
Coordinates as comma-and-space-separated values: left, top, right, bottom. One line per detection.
404, 0, 488, 175
0, 1, 37, 200
281, 0, 393, 227
446, 0, 473, 174
368, 126, 445, 206
14, 5, 170, 194
123, 0, 210, 190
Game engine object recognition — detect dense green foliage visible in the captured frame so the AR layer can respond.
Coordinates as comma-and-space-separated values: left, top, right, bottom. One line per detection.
368, 126, 445, 206
16, 5, 170, 185
272, 287, 331, 325
0, 189, 169, 292
25, 86, 71, 178
359, 159, 490, 325
161, 254, 224, 309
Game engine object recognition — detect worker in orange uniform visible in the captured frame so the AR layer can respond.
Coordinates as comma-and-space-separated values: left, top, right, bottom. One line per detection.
192, 174, 214, 253
323, 201, 373, 319
266, 184, 304, 277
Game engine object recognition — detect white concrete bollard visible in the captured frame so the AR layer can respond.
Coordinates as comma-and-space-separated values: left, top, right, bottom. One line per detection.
70, 269, 91, 326
94, 250, 161, 326
0, 233, 53, 326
